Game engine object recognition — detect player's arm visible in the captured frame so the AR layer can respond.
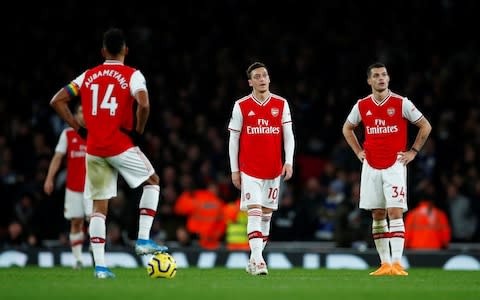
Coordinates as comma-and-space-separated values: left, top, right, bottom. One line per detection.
133, 89, 150, 134
282, 122, 294, 181
229, 130, 241, 190
342, 120, 364, 162
399, 98, 433, 164
228, 102, 242, 190
410, 117, 432, 154
398, 116, 432, 165
130, 71, 150, 134
43, 152, 65, 195
50, 84, 82, 132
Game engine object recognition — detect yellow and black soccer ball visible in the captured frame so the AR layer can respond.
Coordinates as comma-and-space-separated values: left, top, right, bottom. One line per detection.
147, 253, 177, 279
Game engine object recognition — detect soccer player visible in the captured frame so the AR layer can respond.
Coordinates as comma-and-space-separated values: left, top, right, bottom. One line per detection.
342, 62, 432, 276
228, 62, 295, 275
44, 104, 91, 269
49, 28, 168, 279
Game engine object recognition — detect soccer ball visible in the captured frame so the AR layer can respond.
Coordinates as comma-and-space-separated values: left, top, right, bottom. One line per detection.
147, 253, 177, 279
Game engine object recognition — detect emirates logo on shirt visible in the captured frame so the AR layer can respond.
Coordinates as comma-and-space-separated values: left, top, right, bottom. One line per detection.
366, 119, 399, 135
246, 119, 280, 134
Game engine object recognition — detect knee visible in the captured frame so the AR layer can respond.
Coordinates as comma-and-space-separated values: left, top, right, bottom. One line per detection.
70, 218, 84, 232
146, 173, 160, 186
372, 209, 387, 220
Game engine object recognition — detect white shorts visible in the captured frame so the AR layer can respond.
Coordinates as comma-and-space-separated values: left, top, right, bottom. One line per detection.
84, 146, 155, 200
64, 188, 92, 219
359, 158, 408, 212
240, 172, 281, 211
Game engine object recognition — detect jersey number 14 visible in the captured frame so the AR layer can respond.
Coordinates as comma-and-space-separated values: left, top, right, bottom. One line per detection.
90, 84, 118, 116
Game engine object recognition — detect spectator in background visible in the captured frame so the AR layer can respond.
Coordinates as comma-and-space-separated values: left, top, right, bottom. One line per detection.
224, 198, 249, 251
446, 183, 478, 242
404, 199, 451, 249
295, 177, 324, 241
1, 220, 37, 250
335, 181, 371, 249
174, 182, 225, 250
270, 186, 298, 241
14, 193, 36, 229
43, 104, 91, 269
316, 179, 345, 241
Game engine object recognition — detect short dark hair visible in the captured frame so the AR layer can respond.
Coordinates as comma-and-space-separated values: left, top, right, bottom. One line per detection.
367, 62, 386, 78
103, 28, 126, 56
246, 62, 267, 79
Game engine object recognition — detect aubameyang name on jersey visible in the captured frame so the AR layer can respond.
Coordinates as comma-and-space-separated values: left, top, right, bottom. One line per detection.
85, 70, 128, 89
366, 125, 398, 134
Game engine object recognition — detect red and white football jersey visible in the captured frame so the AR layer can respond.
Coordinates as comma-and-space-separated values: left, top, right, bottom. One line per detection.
347, 91, 423, 169
72, 60, 147, 157
228, 93, 292, 179
55, 128, 86, 192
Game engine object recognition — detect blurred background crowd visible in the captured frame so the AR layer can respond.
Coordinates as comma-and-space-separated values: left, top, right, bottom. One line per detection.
1, 0, 479, 251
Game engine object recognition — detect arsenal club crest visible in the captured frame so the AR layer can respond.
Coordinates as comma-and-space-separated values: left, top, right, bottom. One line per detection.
387, 107, 395, 116
271, 108, 279, 117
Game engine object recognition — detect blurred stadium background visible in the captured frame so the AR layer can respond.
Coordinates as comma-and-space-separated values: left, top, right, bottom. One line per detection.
1, 1, 479, 269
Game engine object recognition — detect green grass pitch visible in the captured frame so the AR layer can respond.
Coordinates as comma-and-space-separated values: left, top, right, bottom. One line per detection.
1, 267, 479, 300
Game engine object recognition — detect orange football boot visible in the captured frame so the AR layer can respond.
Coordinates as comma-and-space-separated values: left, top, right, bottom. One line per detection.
391, 262, 408, 276
369, 263, 392, 276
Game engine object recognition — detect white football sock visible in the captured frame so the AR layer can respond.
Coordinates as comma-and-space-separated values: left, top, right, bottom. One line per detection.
89, 213, 106, 267
247, 208, 263, 262
261, 212, 272, 250
372, 219, 391, 264
389, 218, 405, 263
69, 232, 84, 262
138, 185, 159, 240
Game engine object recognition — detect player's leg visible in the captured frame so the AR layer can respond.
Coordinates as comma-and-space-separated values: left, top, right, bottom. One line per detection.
388, 212, 408, 276
70, 218, 84, 269
261, 210, 272, 250
82, 194, 93, 256
370, 209, 392, 275
64, 189, 86, 269
241, 173, 267, 275
260, 176, 281, 252
89, 201, 115, 278
135, 175, 168, 254
359, 161, 391, 275
111, 147, 167, 255
85, 154, 117, 278
384, 161, 408, 275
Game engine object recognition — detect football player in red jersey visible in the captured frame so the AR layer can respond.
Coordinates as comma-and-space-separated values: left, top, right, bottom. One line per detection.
50, 28, 167, 279
228, 62, 295, 275
44, 104, 91, 270
342, 62, 432, 276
